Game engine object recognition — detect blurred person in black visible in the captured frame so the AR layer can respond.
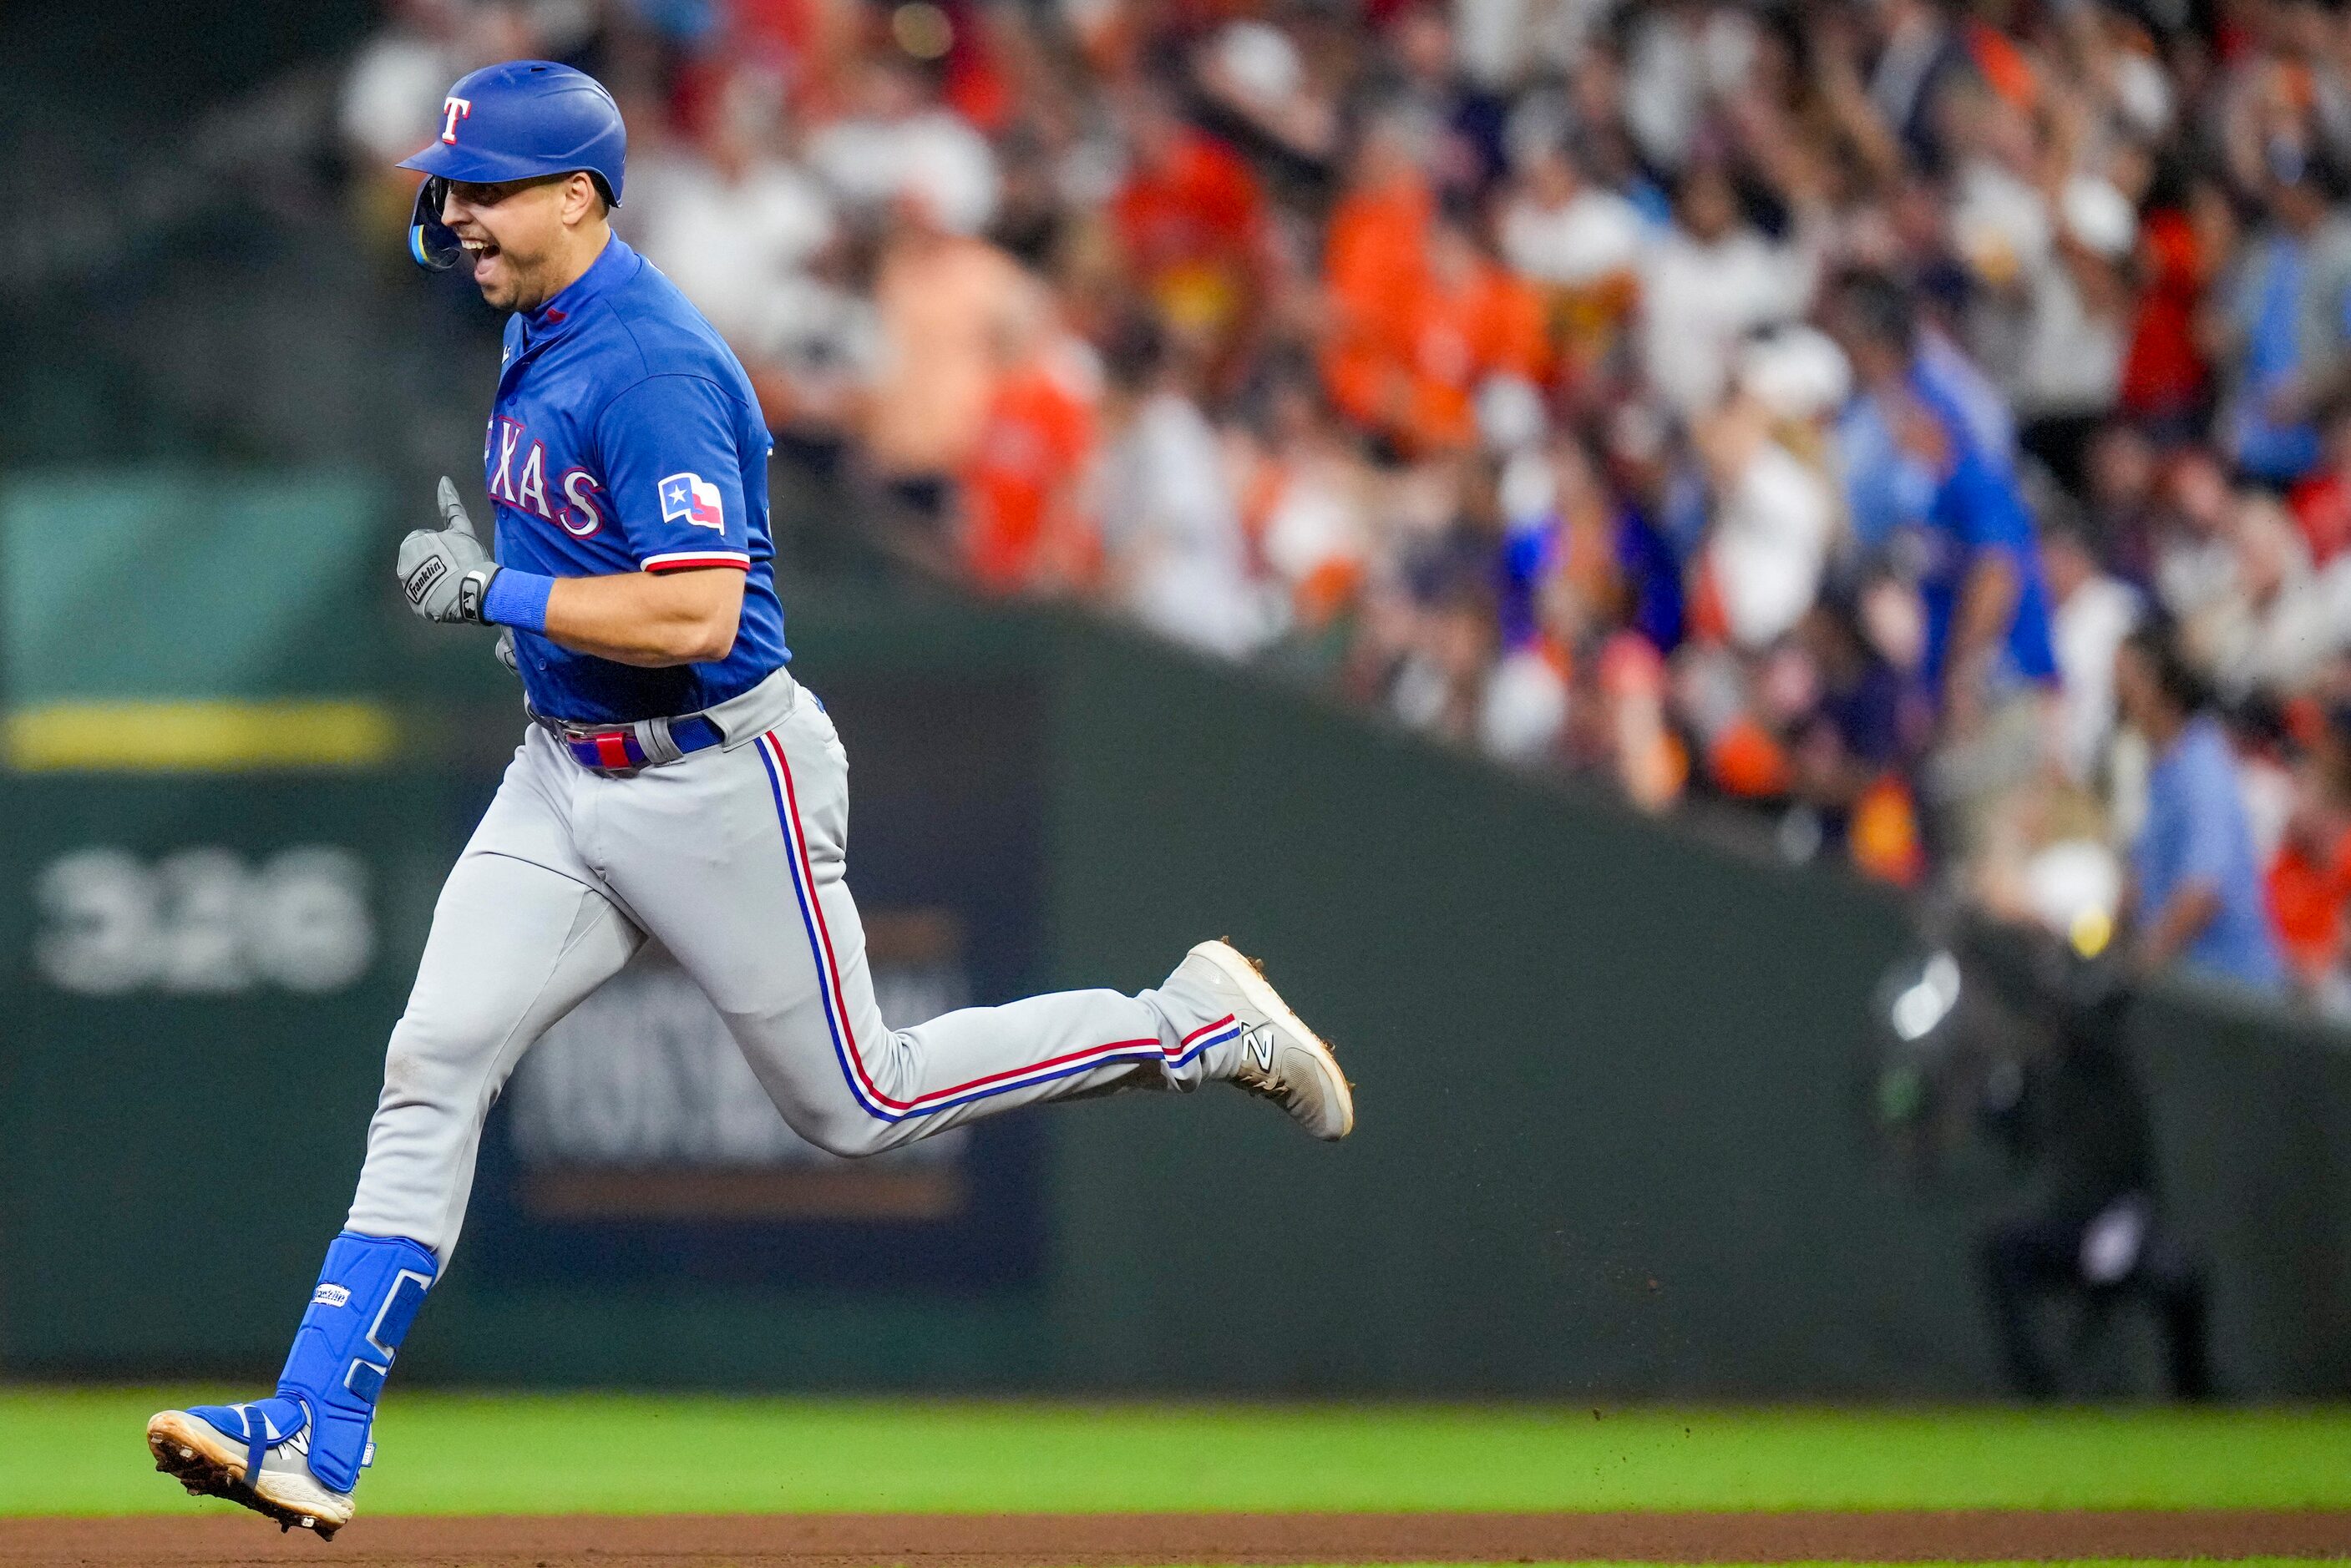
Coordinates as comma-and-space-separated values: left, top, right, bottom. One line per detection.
1969, 934, 2213, 1400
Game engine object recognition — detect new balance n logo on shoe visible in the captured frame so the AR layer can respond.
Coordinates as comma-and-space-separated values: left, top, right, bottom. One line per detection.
1241, 1024, 1279, 1075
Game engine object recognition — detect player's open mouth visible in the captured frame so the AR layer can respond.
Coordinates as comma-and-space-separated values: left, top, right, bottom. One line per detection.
461, 238, 501, 276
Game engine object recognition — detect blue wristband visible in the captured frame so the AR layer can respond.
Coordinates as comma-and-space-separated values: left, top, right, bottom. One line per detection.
481, 569, 555, 634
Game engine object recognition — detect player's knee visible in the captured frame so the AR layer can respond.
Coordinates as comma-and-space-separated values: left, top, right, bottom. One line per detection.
381, 1035, 448, 1105
381, 1000, 509, 1102
746, 1040, 909, 1158
793, 1110, 893, 1160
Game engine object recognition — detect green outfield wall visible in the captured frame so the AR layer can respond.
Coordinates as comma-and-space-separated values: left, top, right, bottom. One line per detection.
2, 524, 2346, 1394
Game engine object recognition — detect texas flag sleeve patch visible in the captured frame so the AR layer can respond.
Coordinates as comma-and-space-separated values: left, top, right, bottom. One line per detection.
658, 472, 725, 531
642, 470, 749, 573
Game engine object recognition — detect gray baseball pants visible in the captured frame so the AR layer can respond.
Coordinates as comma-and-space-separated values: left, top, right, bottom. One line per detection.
345, 668, 1239, 1258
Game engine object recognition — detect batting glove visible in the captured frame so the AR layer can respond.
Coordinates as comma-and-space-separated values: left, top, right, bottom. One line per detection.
397, 477, 499, 625
494, 626, 519, 674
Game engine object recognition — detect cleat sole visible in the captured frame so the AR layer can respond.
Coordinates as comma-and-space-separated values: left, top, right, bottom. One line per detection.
145, 1411, 352, 1540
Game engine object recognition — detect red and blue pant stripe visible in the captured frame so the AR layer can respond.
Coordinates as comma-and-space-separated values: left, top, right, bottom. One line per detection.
754, 730, 1239, 1123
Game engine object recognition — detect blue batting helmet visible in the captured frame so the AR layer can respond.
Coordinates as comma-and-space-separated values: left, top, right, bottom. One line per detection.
398, 60, 626, 271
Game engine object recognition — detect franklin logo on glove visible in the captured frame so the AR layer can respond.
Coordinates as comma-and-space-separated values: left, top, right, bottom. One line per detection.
402, 555, 448, 607
394, 477, 501, 626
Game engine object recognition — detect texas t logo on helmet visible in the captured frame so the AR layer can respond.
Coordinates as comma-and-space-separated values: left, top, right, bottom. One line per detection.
399, 61, 626, 271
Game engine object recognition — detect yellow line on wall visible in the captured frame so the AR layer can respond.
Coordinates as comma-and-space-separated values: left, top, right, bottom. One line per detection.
4, 700, 398, 771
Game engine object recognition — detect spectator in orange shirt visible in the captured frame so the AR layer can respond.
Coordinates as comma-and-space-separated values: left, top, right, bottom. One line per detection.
1395, 203, 1548, 453
2119, 180, 2230, 434
1110, 87, 1268, 353
2287, 402, 2351, 568
1321, 119, 1434, 438
2267, 712, 2351, 994
2268, 813, 2351, 988
1323, 124, 1543, 459
959, 299, 1101, 595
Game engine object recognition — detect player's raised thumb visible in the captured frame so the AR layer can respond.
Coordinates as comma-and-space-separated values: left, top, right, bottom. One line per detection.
437, 476, 479, 540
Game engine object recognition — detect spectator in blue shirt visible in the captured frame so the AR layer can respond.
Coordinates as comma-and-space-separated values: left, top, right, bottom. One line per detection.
2115, 623, 2286, 993
1832, 331, 2019, 558
1827, 271, 2058, 732
2218, 154, 2351, 485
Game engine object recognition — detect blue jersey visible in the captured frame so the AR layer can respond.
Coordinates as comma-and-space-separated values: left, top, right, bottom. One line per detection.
1907, 372, 2057, 690
483, 235, 788, 724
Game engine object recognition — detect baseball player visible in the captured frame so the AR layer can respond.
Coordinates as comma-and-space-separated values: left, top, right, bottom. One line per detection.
144, 61, 1351, 1539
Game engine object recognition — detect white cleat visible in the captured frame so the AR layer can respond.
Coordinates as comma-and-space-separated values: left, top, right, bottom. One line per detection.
146, 1408, 355, 1540
1176, 938, 1355, 1140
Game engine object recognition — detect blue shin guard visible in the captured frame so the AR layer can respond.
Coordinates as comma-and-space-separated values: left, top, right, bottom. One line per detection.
192, 1232, 437, 1495
283, 1232, 437, 1491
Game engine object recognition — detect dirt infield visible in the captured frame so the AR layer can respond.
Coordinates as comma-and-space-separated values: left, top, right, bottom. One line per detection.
3, 1511, 2348, 1566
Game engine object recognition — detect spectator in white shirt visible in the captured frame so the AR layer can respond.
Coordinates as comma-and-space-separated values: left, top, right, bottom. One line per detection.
805, 58, 1001, 237
1499, 142, 1645, 291
1639, 163, 1815, 422
1094, 320, 1277, 659
1695, 383, 1835, 650
2201, 493, 2351, 698
2013, 177, 2140, 492
631, 72, 837, 367
339, 0, 471, 169
2041, 515, 2143, 783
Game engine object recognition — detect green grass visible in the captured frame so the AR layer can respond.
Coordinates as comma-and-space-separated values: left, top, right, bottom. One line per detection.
8, 1389, 2351, 1516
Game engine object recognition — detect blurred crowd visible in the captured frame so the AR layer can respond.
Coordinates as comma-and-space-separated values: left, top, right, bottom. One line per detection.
339, 0, 2351, 1012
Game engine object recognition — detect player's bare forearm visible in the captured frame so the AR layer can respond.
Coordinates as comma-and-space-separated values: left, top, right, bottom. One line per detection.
2136, 881, 2222, 976
1943, 552, 2020, 717
1951, 554, 2019, 673
543, 567, 743, 666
